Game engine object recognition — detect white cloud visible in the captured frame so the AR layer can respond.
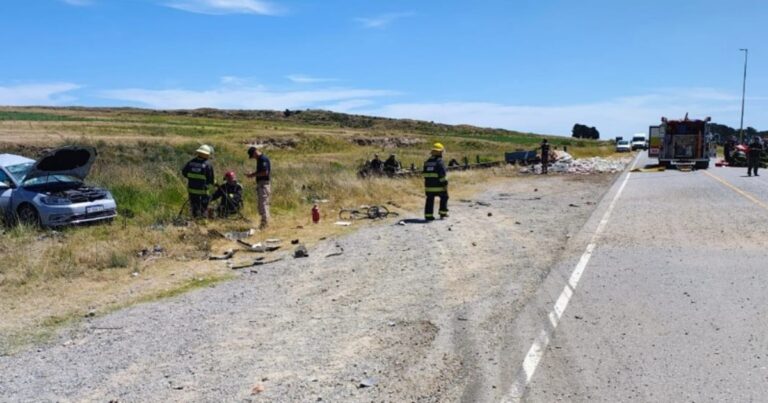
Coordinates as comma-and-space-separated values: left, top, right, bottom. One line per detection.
99, 85, 398, 110
356, 88, 768, 137
0, 83, 80, 105
219, 76, 258, 86
318, 99, 375, 112
286, 74, 338, 84
61, 0, 93, 5
355, 12, 414, 29
162, 0, 281, 15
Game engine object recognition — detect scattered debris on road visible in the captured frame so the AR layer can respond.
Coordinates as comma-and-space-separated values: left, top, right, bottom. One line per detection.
520, 156, 630, 175
294, 244, 309, 258
236, 240, 280, 253
358, 378, 379, 388
209, 249, 237, 260
232, 257, 283, 270
326, 244, 344, 258
223, 229, 255, 240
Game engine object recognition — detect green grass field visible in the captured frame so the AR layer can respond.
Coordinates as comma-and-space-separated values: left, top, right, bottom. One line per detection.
0, 106, 617, 348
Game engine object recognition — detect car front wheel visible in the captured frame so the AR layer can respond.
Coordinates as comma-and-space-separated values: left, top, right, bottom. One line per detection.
17, 204, 41, 227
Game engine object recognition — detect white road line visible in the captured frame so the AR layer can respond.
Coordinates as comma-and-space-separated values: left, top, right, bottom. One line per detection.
503, 154, 639, 402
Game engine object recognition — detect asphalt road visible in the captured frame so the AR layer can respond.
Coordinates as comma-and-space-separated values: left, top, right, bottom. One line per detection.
505, 153, 768, 402
4, 153, 766, 402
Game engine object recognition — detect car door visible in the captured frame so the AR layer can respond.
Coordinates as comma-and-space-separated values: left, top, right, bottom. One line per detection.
0, 169, 13, 215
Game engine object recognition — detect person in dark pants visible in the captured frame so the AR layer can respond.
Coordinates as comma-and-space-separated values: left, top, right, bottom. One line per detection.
211, 170, 243, 217
369, 154, 383, 174
423, 143, 448, 221
246, 146, 271, 229
540, 139, 550, 174
724, 137, 735, 165
747, 136, 764, 176
383, 154, 401, 176
181, 144, 215, 218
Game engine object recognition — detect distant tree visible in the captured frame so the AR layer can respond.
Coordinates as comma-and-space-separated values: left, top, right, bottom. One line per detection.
709, 123, 736, 144
572, 123, 599, 139
589, 126, 600, 139
572, 123, 589, 138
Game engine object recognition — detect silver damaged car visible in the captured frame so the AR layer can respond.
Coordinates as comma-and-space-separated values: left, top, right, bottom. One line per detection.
0, 146, 118, 227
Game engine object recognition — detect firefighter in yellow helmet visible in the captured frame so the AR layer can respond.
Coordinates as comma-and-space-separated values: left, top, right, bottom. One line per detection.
423, 142, 448, 221
181, 144, 215, 218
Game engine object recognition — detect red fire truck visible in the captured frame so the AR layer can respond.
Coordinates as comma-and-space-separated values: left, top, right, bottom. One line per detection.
653, 115, 714, 170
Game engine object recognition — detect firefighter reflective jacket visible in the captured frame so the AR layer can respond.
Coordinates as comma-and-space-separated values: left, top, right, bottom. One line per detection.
423, 155, 447, 194
182, 157, 214, 196
211, 182, 243, 209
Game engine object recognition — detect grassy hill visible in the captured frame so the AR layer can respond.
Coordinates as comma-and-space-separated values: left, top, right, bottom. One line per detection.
0, 106, 614, 352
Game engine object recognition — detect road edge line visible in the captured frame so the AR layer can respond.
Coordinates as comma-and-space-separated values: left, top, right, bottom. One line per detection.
502, 153, 639, 402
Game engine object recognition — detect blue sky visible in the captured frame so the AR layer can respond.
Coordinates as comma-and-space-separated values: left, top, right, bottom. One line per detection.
1, 0, 766, 137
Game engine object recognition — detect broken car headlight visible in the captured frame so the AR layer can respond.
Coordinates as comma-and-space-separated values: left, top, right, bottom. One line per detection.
41, 196, 71, 205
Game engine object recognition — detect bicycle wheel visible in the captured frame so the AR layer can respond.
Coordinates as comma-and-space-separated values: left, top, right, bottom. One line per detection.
367, 205, 390, 219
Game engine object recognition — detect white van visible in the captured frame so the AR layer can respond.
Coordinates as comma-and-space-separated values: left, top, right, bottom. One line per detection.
631, 135, 647, 151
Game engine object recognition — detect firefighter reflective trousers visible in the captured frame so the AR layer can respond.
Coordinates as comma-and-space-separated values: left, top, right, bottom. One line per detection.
424, 192, 448, 220
189, 194, 210, 218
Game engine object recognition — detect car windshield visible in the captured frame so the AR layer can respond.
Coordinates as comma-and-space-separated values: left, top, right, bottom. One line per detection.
23, 174, 82, 187
632, 137, 645, 142
618, 140, 629, 145
6, 162, 34, 183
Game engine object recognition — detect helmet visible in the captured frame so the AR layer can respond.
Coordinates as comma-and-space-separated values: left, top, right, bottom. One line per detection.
196, 144, 213, 157
432, 142, 445, 152
224, 171, 236, 181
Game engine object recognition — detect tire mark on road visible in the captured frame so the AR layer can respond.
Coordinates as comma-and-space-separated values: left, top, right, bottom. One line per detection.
502, 153, 640, 402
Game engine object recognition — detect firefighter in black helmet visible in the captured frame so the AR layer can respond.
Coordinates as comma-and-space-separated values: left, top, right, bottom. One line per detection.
423, 142, 448, 221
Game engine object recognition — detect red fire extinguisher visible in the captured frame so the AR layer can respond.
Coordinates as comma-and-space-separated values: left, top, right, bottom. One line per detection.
311, 204, 320, 223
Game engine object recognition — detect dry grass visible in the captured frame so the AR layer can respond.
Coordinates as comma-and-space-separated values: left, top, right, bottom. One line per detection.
0, 107, 614, 353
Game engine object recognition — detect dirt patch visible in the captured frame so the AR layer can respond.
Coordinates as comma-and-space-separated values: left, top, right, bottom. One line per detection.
243, 137, 300, 149
350, 137, 425, 148
0, 173, 617, 401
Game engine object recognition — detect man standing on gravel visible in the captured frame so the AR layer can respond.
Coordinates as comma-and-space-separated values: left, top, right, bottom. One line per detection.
246, 146, 271, 229
540, 138, 551, 174
423, 143, 448, 221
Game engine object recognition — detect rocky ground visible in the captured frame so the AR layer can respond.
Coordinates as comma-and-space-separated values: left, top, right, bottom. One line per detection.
0, 173, 618, 402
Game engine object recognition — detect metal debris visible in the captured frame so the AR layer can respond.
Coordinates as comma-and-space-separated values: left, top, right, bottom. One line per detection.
237, 240, 280, 252
358, 378, 378, 388
294, 244, 309, 258
209, 249, 237, 260
325, 244, 344, 258
232, 257, 283, 270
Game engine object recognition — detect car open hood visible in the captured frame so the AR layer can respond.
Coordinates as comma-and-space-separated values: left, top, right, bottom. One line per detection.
23, 146, 97, 182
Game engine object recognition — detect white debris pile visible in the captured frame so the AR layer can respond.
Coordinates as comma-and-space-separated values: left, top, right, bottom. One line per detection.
520, 153, 631, 175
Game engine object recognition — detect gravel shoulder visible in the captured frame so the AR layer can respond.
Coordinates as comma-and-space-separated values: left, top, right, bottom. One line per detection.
0, 173, 617, 402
